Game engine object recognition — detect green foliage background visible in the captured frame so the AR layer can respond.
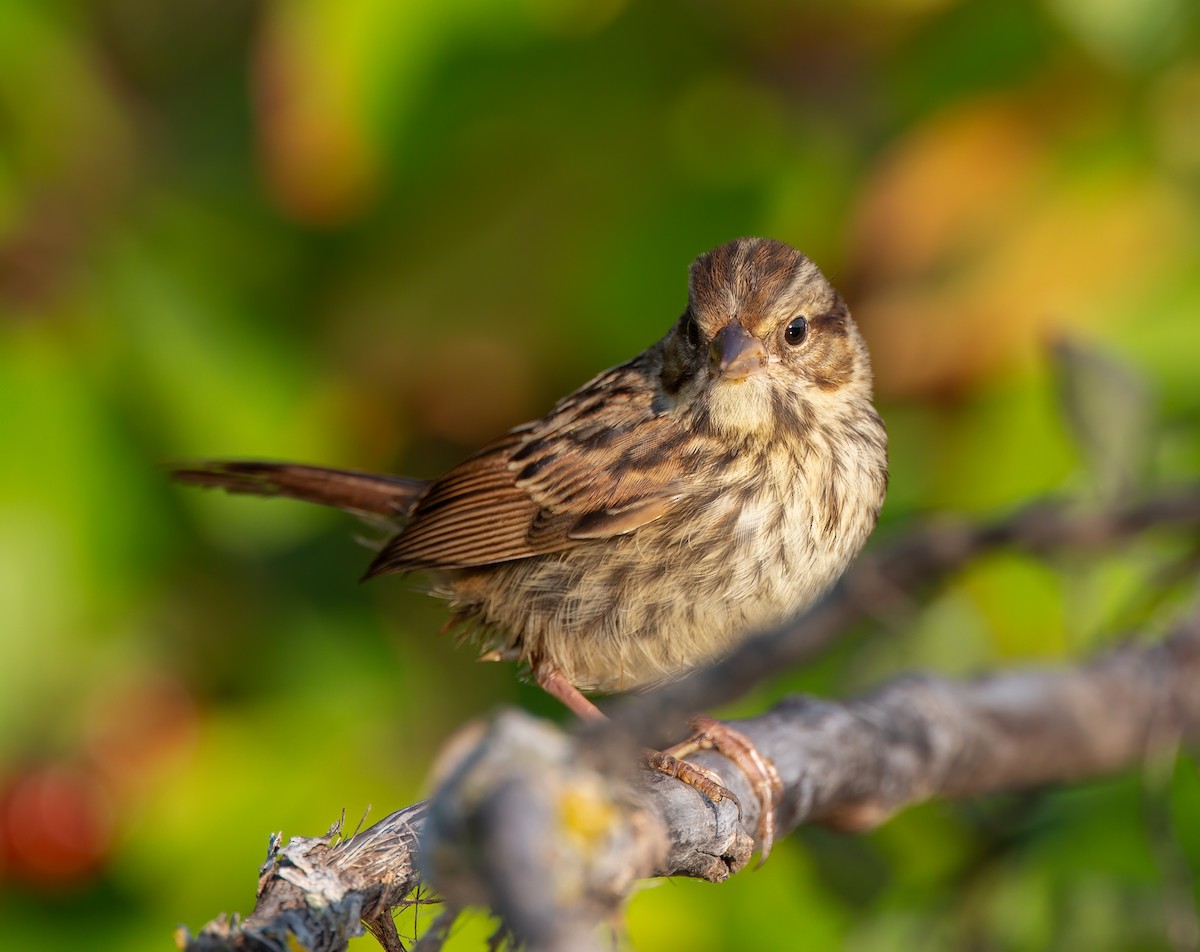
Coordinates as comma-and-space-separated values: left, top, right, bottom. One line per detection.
1, 0, 1198, 948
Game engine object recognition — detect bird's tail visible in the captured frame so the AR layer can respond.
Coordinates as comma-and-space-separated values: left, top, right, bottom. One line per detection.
171, 461, 427, 519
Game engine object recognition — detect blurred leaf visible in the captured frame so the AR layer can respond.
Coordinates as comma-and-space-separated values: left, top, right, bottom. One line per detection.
1048, 0, 1191, 68
1052, 336, 1153, 500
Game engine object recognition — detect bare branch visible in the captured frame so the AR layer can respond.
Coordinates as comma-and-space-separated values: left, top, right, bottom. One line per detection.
180, 619, 1200, 951
178, 488, 1200, 951
423, 618, 1200, 951
595, 487, 1200, 751
179, 804, 428, 952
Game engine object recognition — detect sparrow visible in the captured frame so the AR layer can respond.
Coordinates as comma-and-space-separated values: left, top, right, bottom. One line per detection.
175, 237, 889, 857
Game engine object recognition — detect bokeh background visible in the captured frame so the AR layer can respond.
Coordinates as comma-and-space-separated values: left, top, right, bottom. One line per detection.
2, 0, 1199, 949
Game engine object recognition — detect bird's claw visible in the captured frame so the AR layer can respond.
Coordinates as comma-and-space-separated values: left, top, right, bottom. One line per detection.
645, 748, 744, 821
651, 714, 782, 863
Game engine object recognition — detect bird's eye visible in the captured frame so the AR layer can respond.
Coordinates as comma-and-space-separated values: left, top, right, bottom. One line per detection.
784, 315, 808, 346
683, 313, 701, 348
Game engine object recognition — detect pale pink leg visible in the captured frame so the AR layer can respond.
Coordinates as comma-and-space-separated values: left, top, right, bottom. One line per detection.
534, 663, 606, 721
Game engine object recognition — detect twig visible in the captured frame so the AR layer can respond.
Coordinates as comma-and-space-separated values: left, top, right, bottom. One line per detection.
179, 804, 428, 952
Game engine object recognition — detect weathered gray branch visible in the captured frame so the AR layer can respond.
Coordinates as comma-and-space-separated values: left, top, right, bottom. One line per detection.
180, 621, 1200, 952
178, 489, 1200, 952
424, 618, 1200, 951
595, 487, 1200, 752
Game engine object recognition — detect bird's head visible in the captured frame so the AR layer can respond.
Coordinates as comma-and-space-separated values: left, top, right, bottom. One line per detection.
658, 237, 875, 441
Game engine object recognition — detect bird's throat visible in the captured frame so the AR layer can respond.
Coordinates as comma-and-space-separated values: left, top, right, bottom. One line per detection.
702, 377, 782, 440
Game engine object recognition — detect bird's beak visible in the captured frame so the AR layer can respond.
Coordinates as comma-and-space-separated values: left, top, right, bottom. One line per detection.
710, 322, 768, 380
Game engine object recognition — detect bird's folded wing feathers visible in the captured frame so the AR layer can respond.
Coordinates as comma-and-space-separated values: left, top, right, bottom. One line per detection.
367, 361, 690, 573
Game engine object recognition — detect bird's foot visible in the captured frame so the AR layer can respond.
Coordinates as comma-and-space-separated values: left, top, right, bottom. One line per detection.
644, 747, 742, 816
649, 714, 783, 863
533, 663, 782, 859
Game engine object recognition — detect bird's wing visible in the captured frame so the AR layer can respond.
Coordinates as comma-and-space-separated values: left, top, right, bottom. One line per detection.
366, 358, 691, 574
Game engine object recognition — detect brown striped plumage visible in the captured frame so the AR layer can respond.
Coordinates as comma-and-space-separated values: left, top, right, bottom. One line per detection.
176, 238, 888, 696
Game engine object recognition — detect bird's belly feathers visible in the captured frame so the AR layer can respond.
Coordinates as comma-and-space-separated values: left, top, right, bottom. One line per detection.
446, 440, 886, 694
